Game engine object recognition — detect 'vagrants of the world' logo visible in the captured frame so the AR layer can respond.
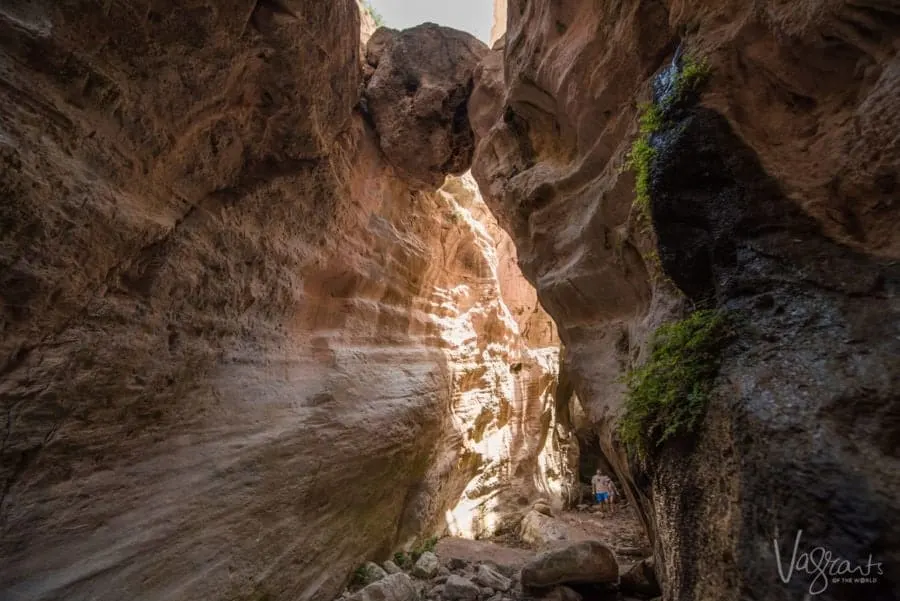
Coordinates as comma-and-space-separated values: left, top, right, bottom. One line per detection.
774, 529, 883, 595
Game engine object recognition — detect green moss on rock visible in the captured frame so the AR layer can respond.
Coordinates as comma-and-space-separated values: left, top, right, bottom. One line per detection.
618, 310, 731, 460
626, 54, 712, 218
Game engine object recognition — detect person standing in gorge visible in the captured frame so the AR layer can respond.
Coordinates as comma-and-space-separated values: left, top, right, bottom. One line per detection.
591, 468, 613, 514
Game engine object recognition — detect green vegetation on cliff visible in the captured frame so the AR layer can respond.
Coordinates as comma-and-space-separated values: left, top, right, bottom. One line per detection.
626, 55, 711, 218
619, 310, 731, 460
628, 103, 663, 213
675, 55, 712, 98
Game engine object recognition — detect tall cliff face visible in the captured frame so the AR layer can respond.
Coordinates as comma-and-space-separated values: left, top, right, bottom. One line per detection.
471, 0, 899, 599
0, 2, 569, 601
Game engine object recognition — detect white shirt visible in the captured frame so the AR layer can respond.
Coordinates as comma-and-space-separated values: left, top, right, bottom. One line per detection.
591, 474, 611, 494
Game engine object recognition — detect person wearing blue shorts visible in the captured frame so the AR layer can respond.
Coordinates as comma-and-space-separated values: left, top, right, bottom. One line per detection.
591, 469, 613, 514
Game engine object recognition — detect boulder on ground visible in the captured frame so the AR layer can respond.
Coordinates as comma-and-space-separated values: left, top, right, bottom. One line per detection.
358, 562, 388, 586
473, 565, 511, 591
447, 557, 469, 571
520, 540, 618, 588
519, 510, 569, 547
349, 572, 418, 601
619, 557, 661, 597
443, 575, 480, 601
413, 551, 440, 579
540, 586, 582, 601
532, 500, 553, 517
383, 560, 402, 574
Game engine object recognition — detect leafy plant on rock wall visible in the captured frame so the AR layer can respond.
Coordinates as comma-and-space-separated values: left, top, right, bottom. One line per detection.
625, 54, 711, 221
618, 309, 732, 462
623, 54, 711, 284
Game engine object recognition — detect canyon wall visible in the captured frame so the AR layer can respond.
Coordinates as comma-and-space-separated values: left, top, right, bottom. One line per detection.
471, 0, 899, 600
490, 0, 508, 46
0, 2, 567, 601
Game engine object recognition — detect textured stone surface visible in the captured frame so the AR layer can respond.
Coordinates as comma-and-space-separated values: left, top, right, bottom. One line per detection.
413, 552, 440, 580
520, 540, 618, 588
473, 564, 511, 592
470, 0, 900, 599
364, 24, 488, 190
518, 510, 568, 547
0, 3, 567, 601
619, 556, 660, 598
360, 562, 389, 586
443, 575, 480, 601
349, 573, 418, 601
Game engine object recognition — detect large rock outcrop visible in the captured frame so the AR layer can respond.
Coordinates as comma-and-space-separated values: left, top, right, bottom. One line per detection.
363, 24, 488, 190
471, 1, 899, 600
0, 2, 568, 601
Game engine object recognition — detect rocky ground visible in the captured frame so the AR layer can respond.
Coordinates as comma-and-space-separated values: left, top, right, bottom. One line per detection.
340, 502, 656, 601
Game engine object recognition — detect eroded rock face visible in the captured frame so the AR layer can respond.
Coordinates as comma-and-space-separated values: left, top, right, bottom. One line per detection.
0, 2, 566, 601
470, 0, 899, 600
364, 24, 488, 190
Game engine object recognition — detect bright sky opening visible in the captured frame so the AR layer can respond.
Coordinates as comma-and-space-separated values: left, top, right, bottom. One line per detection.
366, 0, 494, 44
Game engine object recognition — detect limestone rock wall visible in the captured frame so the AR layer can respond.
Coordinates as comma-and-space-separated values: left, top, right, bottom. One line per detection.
0, 2, 568, 601
470, 0, 899, 599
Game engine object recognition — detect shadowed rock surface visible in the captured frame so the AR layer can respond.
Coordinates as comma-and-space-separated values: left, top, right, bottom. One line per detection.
470, 0, 899, 599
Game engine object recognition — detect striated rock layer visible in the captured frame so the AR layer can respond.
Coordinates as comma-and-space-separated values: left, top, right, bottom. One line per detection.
0, 2, 568, 601
471, 0, 899, 600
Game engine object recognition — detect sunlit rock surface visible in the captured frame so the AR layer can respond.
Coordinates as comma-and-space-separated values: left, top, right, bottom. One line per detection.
0, 2, 568, 601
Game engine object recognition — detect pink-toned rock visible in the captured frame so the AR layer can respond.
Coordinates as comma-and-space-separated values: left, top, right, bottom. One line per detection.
0, 3, 568, 601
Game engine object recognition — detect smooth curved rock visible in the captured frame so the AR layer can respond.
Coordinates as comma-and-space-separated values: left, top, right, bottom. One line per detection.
520, 541, 618, 588
470, 0, 900, 599
364, 23, 488, 190
0, 3, 569, 601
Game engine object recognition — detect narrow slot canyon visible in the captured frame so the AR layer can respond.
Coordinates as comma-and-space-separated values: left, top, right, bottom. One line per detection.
0, 2, 897, 601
